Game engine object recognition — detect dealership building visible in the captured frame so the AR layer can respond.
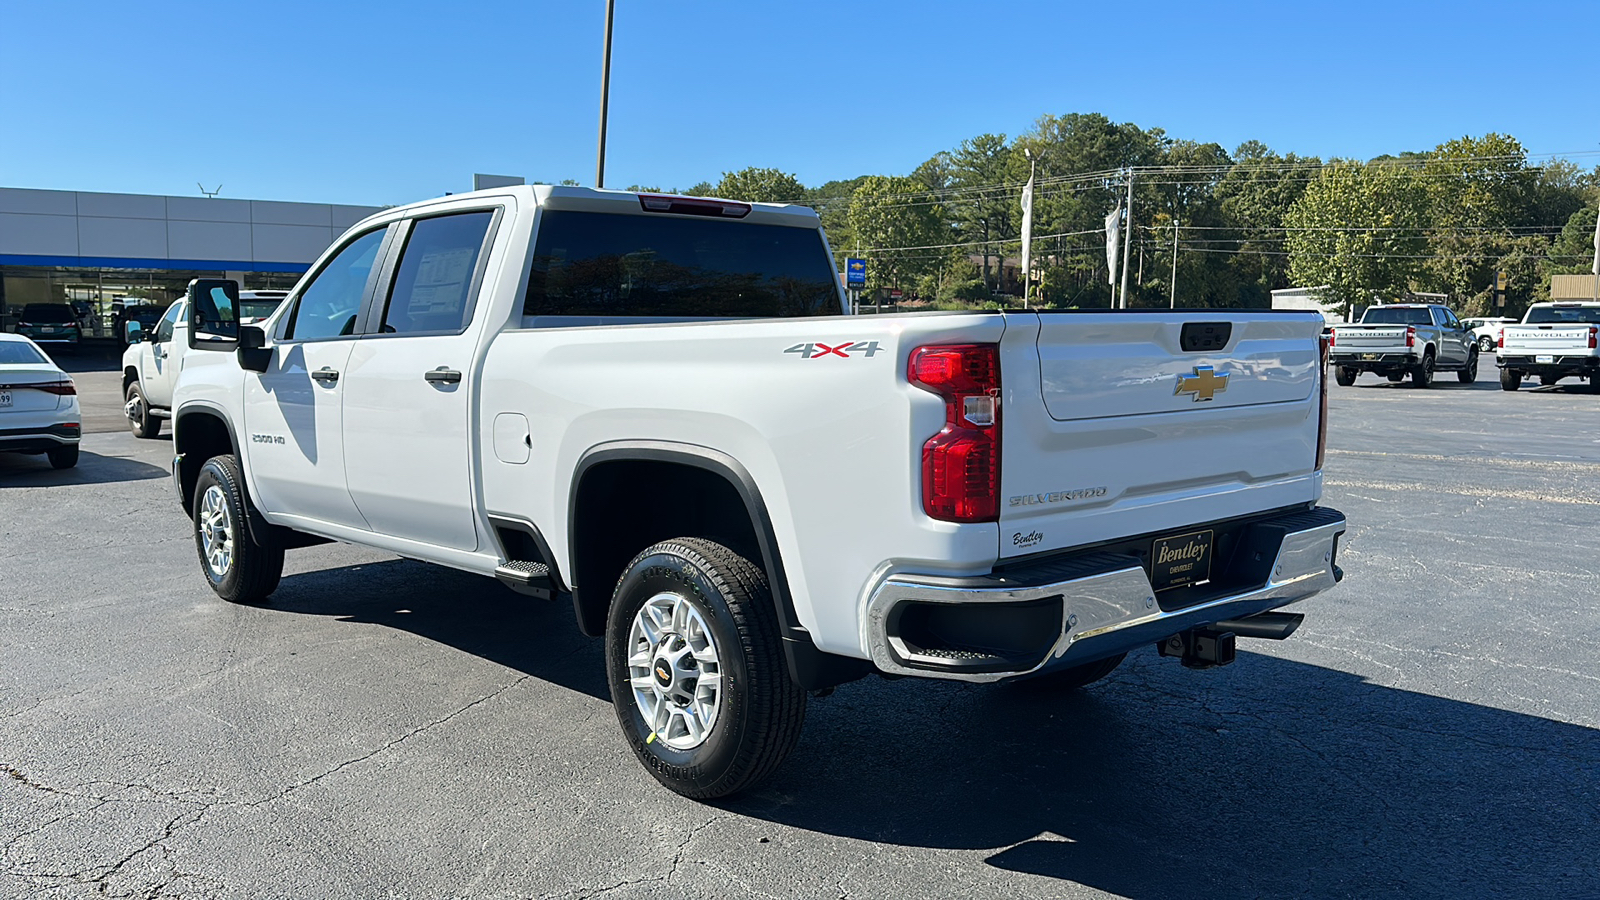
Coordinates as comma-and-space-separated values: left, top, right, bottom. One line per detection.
0, 186, 383, 336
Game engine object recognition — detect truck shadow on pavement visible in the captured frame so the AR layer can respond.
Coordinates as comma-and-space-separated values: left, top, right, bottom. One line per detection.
258, 559, 1599, 898
0, 444, 169, 487
736, 654, 1600, 898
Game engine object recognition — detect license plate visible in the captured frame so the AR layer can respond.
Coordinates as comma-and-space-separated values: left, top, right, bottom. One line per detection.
41, 327, 57, 333
1537, 355, 1554, 364
1151, 529, 1214, 592
0, 390, 10, 408
1361, 353, 1378, 361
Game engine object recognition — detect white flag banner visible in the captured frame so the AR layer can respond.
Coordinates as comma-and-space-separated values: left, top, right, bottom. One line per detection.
1020, 172, 1035, 294
1105, 205, 1122, 286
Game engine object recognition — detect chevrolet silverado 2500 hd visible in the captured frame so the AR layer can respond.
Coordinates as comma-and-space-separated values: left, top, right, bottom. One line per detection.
1496, 301, 1600, 390
1329, 303, 1478, 387
170, 185, 1346, 798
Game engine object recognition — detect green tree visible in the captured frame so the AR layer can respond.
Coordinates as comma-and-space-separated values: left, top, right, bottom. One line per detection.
1214, 142, 1321, 305
712, 167, 806, 203
947, 134, 1015, 293
1285, 161, 1429, 316
848, 175, 948, 293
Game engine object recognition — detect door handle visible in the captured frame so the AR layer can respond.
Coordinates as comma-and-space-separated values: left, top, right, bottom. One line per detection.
311, 367, 340, 384
424, 367, 462, 385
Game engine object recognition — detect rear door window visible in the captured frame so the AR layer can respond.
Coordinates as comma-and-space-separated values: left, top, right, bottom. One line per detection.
523, 210, 841, 319
377, 211, 495, 335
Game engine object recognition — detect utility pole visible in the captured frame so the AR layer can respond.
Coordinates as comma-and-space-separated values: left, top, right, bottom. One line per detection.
594, 0, 616, 188
1119, 169, 1135, 309
1169, 217, 1179, 308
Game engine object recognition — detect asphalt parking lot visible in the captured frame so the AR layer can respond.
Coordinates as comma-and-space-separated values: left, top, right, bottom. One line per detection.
3, 361, 1599, 899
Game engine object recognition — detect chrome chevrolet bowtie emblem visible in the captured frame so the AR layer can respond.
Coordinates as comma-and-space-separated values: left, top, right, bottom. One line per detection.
1175, 365, 1229, 402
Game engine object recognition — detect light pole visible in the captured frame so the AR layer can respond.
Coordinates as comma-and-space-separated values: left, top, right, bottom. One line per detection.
1169, 217, 1179, 308
595, 0, 616, 189
1119, 169, 1135, 309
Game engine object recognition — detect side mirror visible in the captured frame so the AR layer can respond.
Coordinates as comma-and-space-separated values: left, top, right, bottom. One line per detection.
125, 321, 143, 343
236, 325, 271, 373
187, 278, 241, 350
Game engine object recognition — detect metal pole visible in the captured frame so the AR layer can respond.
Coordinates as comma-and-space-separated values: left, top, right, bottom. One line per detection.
595, 0, 615, 188
1119, 169, 1135, 309
1169, 217, 1179, 308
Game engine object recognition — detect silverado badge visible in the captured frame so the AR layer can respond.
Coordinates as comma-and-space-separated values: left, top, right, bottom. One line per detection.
1174, 365, 1229, 402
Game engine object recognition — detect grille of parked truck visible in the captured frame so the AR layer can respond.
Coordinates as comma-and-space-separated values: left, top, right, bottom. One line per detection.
166, 185, 1346, 798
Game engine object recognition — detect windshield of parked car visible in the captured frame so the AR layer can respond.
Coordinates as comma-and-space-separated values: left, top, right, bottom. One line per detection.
0, 341, 48, 364
21, 304, 75, 323
1360, 307, 1433, 325
1525, 306, 1600, 325
524, 211, 842, 318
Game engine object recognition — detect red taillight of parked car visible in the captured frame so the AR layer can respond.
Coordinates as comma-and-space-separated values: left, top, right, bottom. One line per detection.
1317, 334, 1330, 471
908, 344, 1000, 523
1497, 330, 1505, 350
35, 379, 76, 396
1328, 329, 1336, 347
1589, 326, 1598, 350
1405, 326, 1416, 348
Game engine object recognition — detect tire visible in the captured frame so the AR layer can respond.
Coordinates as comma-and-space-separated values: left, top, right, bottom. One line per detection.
1458, 349, 1478, 384
193, 454, 283, 604
1334, 366, 1357, 387
46, 444, 79, 469
1410, 354, 1434, 388
604, 538, 806, 800
124, 382, 160, 439
1478, 335, 1495, 353
1019, 652, 1126, 691
1500, 368, 1520, 391
1539, 374, 1559, 387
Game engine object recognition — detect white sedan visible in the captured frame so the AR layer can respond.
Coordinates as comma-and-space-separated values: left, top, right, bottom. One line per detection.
0, 333, 81, 469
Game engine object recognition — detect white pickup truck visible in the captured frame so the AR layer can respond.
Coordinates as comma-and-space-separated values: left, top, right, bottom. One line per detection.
1496, 301, 1600, 391
121, 290, 288, 437
170, 185, 1346, 798
1328, 303, 1478, 387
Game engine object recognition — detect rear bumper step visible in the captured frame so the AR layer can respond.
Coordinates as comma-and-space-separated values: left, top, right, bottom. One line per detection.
866, 506, 1345, 682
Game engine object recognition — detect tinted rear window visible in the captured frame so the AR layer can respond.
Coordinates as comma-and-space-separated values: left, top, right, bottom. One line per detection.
239, 298, 285, 319
1361, 307, 1432, 325
1525, 306, 1600, 325
22, 304, 75, 322
0, 341, 47, 364
523, 210, 841, 318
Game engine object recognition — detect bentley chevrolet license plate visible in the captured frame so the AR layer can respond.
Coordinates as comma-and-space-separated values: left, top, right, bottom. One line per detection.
1151, 529, 1213, 592
1537, 355, 1554, 364
1361, 353, 1378, 360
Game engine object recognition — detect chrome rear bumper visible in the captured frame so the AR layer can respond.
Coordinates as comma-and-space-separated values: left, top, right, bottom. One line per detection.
865, 507, 1346, 683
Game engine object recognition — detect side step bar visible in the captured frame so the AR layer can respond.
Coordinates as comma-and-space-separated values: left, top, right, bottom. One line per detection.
495, 561, 552, 600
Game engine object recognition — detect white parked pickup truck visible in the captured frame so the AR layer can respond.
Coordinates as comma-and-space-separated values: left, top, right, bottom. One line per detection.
1496, 301, 1600, 391
121, 290, 288, 437
170, 185, 1346, 798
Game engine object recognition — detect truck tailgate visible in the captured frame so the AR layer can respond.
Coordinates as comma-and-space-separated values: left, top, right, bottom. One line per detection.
999, 311, 1323, 561
1331, 325, 1409, 352
1502, 325, 1594, 354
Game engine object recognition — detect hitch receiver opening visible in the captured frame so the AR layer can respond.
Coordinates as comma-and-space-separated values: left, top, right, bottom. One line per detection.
1158, 629, 1237, 669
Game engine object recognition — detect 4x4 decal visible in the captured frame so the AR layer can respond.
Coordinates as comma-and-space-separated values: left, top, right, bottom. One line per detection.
784, 341, 883, 360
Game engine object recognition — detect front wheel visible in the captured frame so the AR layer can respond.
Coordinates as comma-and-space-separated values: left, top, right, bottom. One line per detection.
605, 538, 806, 800
1458, 350, 1478, 384
193, 454, 283, 604
1478, 335, 1495, 353
1334, 366, 1357, 386
1500, 368, 1520, 391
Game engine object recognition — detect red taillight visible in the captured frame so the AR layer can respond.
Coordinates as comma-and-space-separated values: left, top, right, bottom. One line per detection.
909, 344, 1000, 523
1405, 326, 1416, 348
1328, 329, 1335, 347
637, 194, 751, 218
1316, 335, 1330, 470
1497, 329, 1505, 350
36, 379, 76, 396
1589, 326, 1597, 350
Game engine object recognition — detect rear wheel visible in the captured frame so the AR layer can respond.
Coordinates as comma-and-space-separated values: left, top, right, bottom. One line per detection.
1334, 366, 1357, 386
1410, 354, 1434, 388
193, 454, 283, 604
605, 538, 806, 799
1019, 653, 1126, 691
1477, 335, 1495, 353
1539, 374, 1559, 386
46, 444, 79, 469
1458, 349, 1478, 384
1500, 368, 1520, 391
125, 383, 160, 439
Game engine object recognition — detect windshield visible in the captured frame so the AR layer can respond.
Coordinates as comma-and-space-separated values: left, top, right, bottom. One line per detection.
524, 210, 842, 318
239, 298, 284, 319
21, 304, 75, 323
1525, 306, 1600, 325
0, 341, 48, 364
1361, 307, 1433, 325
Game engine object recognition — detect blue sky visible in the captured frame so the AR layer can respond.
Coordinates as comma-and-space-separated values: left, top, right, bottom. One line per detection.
2, 0, 1596, 207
